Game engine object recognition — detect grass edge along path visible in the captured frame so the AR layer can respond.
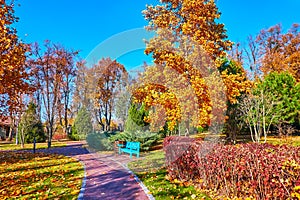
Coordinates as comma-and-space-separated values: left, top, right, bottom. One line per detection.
0, 151, 84, 199
127, 150, 211, 200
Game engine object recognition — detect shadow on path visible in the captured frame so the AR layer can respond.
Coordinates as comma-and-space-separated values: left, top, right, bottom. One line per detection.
38, 141, 150, 200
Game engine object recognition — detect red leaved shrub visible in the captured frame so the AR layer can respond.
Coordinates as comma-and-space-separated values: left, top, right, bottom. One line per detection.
163, 136, 300, 199
52, 132, 67, 141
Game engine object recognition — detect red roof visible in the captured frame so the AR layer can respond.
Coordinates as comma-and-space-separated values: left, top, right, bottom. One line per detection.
0, 117, 11, 126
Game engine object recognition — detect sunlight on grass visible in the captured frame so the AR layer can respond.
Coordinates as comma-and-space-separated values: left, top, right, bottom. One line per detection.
0, 151, 83, 199
128, 150, 165, 173
266, 136, 300, 146
128, 150, 211, 200
0, 141, 67, 151
138, 168, 211, 200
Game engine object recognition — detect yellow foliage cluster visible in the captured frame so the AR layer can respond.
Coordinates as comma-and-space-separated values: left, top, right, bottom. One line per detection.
133, 0, 250, 131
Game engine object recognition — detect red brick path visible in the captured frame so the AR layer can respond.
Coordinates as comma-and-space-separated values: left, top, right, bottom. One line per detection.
39, 142, 151, 200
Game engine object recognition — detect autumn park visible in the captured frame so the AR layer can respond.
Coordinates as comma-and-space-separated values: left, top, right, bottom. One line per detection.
1, 0, 300, 199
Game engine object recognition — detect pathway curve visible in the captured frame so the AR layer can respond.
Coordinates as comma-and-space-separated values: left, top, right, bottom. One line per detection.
39, 141, 151, 200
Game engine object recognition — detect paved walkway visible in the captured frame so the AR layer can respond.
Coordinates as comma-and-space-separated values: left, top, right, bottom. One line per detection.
39, 142, 151, 200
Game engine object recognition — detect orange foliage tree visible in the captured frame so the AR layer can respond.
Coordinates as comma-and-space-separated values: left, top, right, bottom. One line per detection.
132, 0, 250, 134
0, 1, 34, 142
93, 58, 128, 131
247, 24, 300, 82
0, 1, 33, 116
73, 60, 93, 112
30, 41, 78, 148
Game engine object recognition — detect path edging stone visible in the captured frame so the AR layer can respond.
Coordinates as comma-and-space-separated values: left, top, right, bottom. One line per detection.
77, 160, 87, 200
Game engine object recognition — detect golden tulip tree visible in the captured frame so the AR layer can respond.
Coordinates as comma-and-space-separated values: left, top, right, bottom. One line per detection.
132, 0, 250, 133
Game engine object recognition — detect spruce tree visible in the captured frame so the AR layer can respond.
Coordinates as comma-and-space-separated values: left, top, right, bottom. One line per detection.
125, 103, 149, 132
18, 102, 46, 147
73, 106, 93, 139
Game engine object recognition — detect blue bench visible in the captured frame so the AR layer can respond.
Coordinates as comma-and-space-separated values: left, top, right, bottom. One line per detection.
119, 141, 140, 158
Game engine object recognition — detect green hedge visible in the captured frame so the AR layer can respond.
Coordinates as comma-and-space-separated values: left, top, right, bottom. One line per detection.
110, 130, 161, 151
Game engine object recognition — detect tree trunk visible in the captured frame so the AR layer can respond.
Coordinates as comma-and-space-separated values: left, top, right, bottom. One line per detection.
63, 89, 69, 135
20, 129, 25, 148
7, 127, 13, 141
48, 139, 51, 148
15, 128, 18, 145
185, 120, 190, 136
47, 125, 52, 148
64, 106, 68, 135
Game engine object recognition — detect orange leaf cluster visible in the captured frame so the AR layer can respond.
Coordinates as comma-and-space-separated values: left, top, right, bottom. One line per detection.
0, 1, 33, 115
256, 24, 300, 82
92, 57, 128, 130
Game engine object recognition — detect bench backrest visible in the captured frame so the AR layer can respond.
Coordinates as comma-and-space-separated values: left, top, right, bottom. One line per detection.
125, 141, 140, 151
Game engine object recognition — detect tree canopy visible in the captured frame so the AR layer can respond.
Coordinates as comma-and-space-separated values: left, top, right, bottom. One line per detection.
0, 1, 33, 116
132, 0, 251, 133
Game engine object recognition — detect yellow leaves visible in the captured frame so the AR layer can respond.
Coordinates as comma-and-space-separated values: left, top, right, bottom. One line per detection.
138, 0, 242, 131
294, 186, 300, 191
291, 192, 300, 199
181, 23, 192, 35
0, 151, 84, 199
220, 71, 253, 104
172, 178, 181, 184
71, 189, 80, 195
282, 159, 300, 170
133, 82, 182, 131
144, 0, 232, 59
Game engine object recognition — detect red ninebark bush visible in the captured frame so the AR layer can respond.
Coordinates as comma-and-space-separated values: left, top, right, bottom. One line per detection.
163, 136, 300, 199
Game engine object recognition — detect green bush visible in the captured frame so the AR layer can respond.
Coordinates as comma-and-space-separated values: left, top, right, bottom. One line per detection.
86, 132, 113, 151
68, 126, 82, 141
102, 131, 119, 138
110, 130, 161, 151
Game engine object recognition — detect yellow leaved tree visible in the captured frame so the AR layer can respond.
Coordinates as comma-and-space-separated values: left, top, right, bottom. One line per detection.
132, 0, 251, 134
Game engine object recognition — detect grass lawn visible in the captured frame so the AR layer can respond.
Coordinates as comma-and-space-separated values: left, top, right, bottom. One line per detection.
266, 136, 300, 146
0, 151, 84, 199
0, 141, 67, 151
194, 133, 300, 146
128, 150, 211, 200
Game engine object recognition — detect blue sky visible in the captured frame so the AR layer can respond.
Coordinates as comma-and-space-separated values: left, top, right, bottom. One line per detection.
15, 0, 300, 71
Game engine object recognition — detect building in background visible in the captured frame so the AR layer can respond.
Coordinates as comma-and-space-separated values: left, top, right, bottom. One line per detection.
0, 118, 11, 140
